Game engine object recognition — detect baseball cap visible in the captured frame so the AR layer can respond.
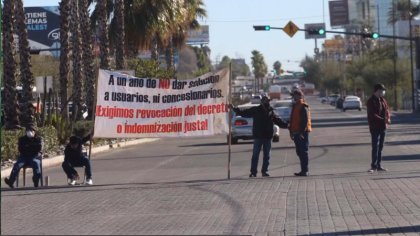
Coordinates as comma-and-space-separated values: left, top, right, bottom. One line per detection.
290, 89, 304, 96
374, 83, 386, 91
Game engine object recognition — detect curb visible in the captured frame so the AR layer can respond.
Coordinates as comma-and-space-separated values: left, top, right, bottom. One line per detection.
1, 138, 160, 178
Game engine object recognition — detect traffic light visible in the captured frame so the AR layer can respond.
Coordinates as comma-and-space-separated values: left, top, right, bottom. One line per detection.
307, 27, 325, 35
362, 32, 380, 39
253, 25, 270, 31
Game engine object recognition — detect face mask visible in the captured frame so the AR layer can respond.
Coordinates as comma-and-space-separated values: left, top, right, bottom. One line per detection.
26, 131, 35, 138
381, 90, 386, 97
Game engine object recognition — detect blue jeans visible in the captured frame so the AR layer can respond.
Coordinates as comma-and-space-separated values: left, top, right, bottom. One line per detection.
62, 156, 92, 179
370, 128, 386, 169
293, 132, 309, 173
251, 138, 272, 174
8, 155, 42, 187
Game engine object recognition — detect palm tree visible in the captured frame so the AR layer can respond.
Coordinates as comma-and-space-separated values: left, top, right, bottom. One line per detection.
2, 0, 20, 129
70, 0, 83, 121
97, 0, 110, 69
79, 0, 95, 120
59, 0, 71, 118
15, 0, 35, 127
251, 50, 268, 92
273, 61, 282, 76
165, 0, 207, 70
114, 0, 125, 70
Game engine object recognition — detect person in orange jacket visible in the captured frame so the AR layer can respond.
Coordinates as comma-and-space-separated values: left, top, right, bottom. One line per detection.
289, 89, 312, 176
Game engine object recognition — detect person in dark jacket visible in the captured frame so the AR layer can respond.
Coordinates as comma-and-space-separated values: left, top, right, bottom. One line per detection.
230, 96, 288, 177
289, 89, 312, 176
4, 125, 43, 188
366, 83, 390, 173
62, 134, 93, 185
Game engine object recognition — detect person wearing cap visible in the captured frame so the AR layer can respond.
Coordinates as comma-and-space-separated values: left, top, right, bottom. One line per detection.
366, 83, 390, 173
229, 95, 288, 177
4, 125, 43, 188
289, 89, 312, 176
62, 134, 93, 185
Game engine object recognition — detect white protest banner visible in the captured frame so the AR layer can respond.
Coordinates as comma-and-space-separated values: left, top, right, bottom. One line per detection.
93, 69, 230, 138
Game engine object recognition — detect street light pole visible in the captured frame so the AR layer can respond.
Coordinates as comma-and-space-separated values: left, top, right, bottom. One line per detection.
408, 0, 416, 111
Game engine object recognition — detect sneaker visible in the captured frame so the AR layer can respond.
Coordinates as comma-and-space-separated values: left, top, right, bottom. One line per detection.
294, 172, 309, 177
85, 178, 93, 185
249, 173, 256, 178
377, 167, 388, 171
368, 168, 376, 173
4, 178, 14, 189
68, 179, 76, 186
262, 172, 270, 177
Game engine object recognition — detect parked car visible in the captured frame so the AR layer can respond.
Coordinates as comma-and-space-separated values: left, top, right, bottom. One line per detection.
228, 104, 280, 144
342, 96, 362, 111
328, 94, 340, 106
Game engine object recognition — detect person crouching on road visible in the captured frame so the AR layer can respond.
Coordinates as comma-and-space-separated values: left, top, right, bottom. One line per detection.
289, 90, 312, 177
62, 134, 93, 185
4, 125, 43, 188
229, 96, 288, 178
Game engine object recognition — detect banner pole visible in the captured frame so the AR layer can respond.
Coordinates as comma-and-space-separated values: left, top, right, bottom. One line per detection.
88, 70, 100, 161
228, 63, 232, 180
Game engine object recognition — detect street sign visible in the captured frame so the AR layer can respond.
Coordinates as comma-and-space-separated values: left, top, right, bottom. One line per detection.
283, 21, 299, 38
304, 23, 326, 39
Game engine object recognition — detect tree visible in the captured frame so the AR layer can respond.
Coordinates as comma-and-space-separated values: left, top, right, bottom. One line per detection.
59, 0, 70, 118
300, 56, 321, 87
2, 0, 20, 129
79, 0, 95, 120
15, 0, 35, 127
273, 61, 282, 75
97, 0, 110, 69
70, 0, 83, 121
114, 0, 125, 69
251, 50, 268, 91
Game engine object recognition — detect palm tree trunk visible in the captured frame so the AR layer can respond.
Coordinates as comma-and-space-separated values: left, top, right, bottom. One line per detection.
115, 0, 125, 70
79, 0, 95, 120
59, 0, 70, 118
151, 36, 159, 61
70, 0, 83, 121
98, 0, 110, 69
165, 38, 174, 70
2, 0, 20, 129
15, 0, 35, 127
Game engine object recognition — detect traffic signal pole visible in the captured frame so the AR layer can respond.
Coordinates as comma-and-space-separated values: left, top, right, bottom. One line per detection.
254, 25, 420, 112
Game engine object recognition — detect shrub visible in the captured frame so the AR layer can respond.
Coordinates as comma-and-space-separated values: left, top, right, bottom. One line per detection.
1, 126, 59, 162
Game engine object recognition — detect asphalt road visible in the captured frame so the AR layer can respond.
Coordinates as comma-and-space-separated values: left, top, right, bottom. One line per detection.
2, 95, 419, 235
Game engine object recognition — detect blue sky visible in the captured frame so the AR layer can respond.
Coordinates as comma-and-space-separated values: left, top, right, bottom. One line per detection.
24, 0, 332, 72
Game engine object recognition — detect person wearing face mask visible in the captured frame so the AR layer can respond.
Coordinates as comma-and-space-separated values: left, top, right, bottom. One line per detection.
4, 125, 43, 188
367, 83, 390, 173
229, 95, 288, 177
62, 133, 93, 185
289, 89, 312, 176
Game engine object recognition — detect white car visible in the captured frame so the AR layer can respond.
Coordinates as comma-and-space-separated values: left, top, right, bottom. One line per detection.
271, 99, 292, 122
342, 96, 362, 111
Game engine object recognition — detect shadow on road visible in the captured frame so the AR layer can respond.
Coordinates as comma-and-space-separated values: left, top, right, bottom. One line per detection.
297, 225, 420, 235
383, 154, 420, 161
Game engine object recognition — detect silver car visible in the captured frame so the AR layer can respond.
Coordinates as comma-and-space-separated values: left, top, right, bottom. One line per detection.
228, 104, 280, 144
271, 99, 292, 122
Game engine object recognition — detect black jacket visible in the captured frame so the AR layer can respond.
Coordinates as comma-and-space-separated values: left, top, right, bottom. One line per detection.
233, 105, 288, 139
64, 134, 91, 164
18, 135, 42, 158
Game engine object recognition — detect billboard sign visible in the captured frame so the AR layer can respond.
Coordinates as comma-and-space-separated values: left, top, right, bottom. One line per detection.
186, 25, 209, 45
24, 6, 60, 57
329, 0, 349, 28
